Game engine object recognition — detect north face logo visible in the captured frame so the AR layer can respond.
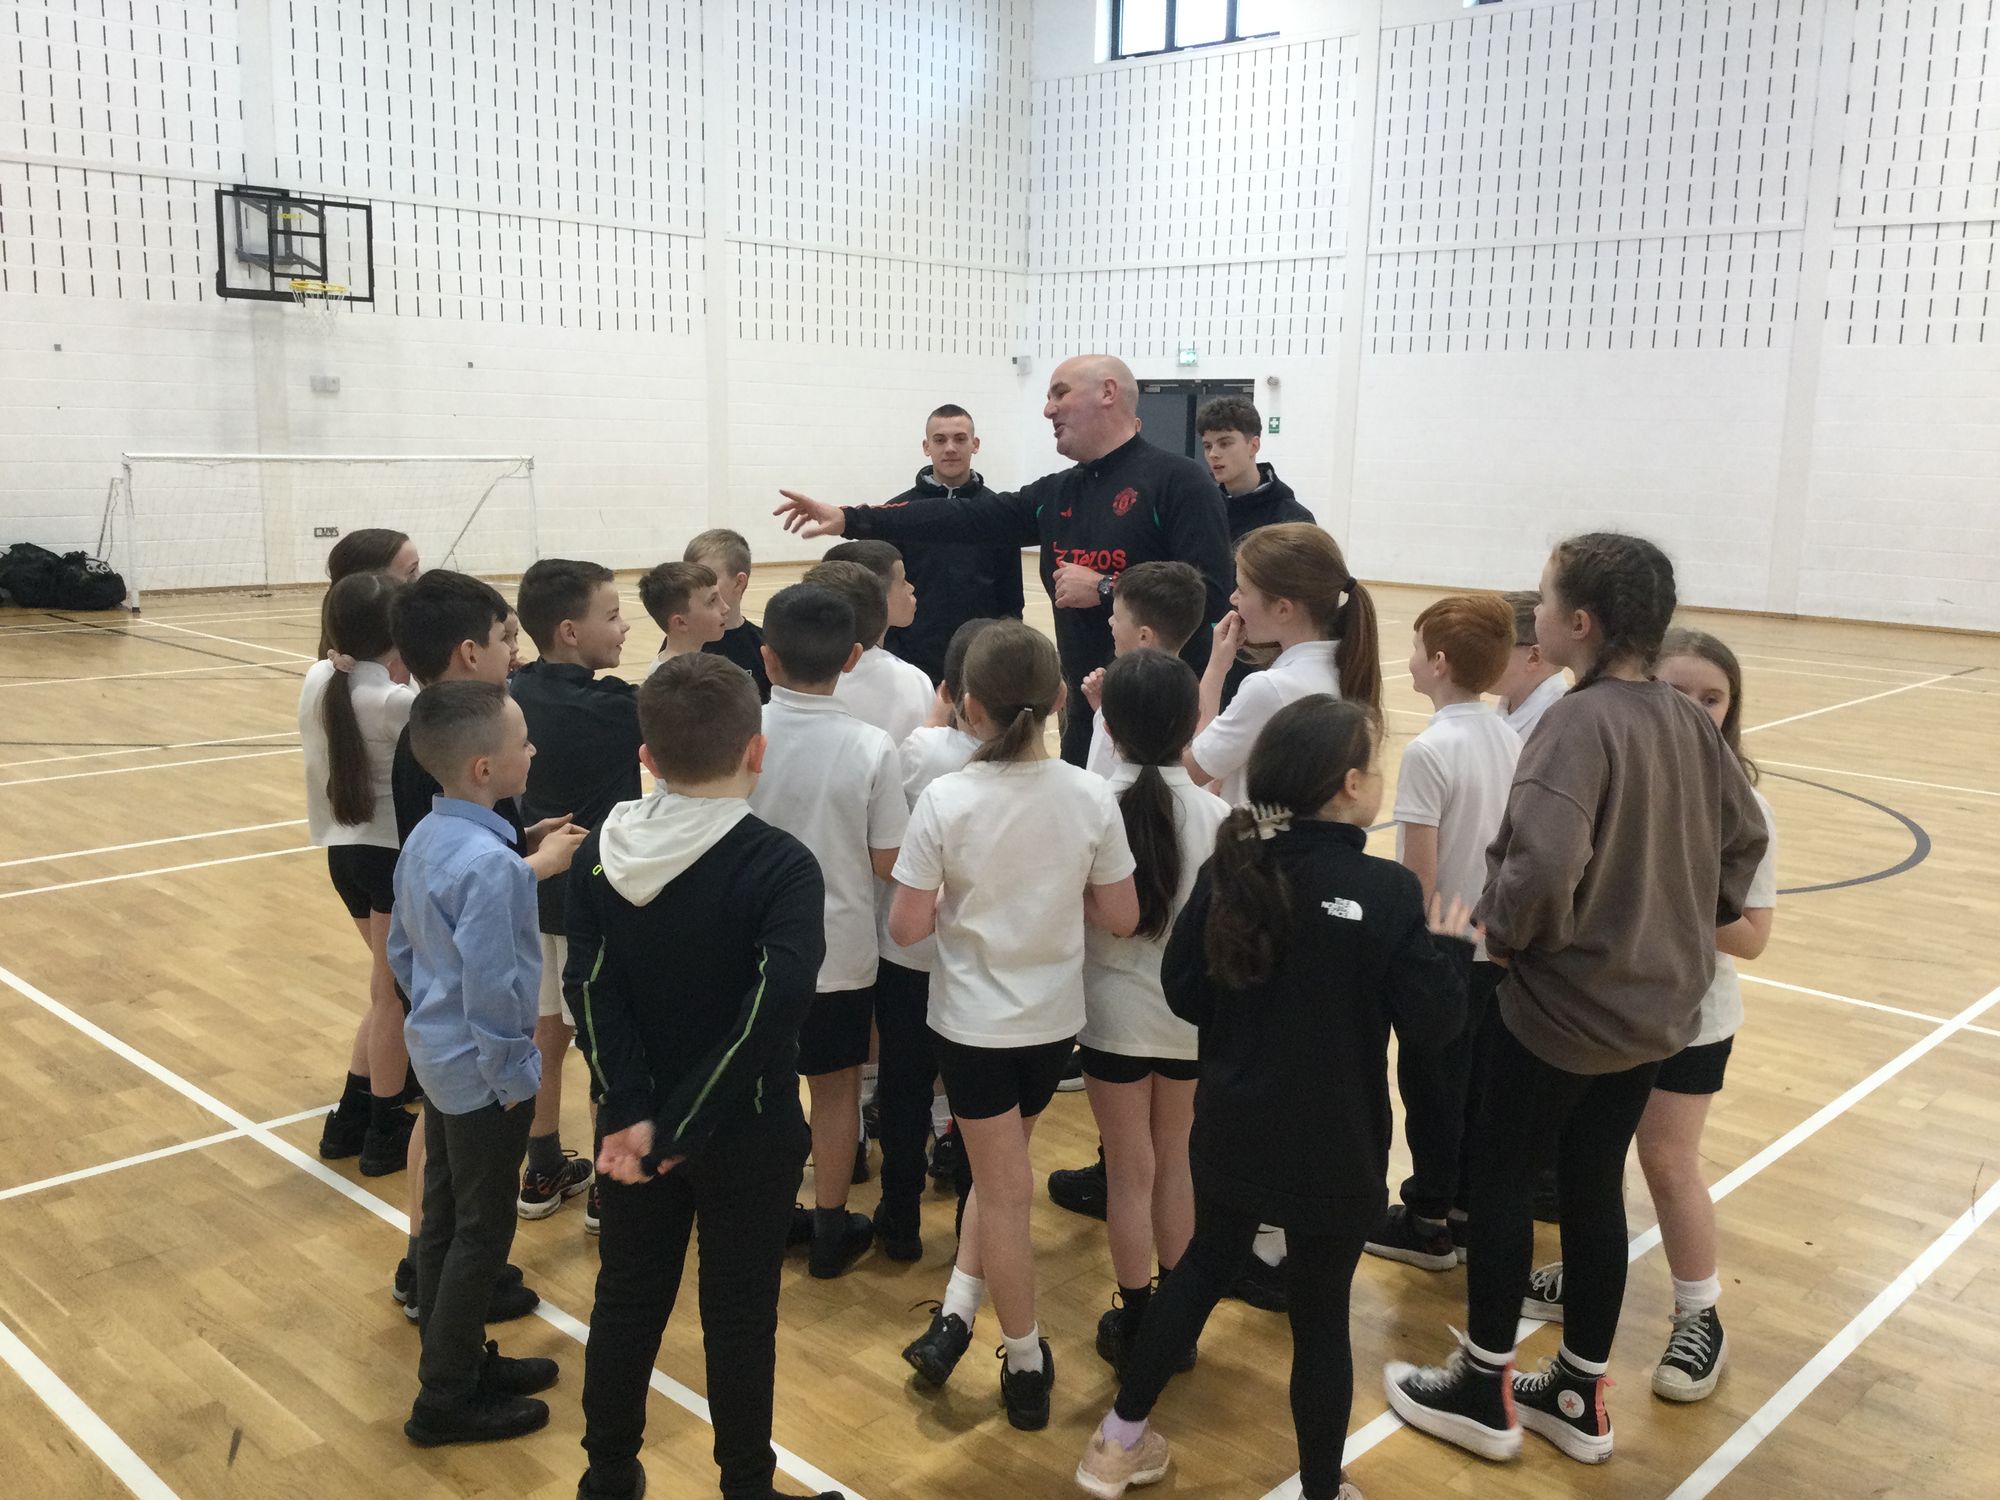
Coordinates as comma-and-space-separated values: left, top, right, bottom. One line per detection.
1112, 487, 1138, 517
1321, 898, 1362, 921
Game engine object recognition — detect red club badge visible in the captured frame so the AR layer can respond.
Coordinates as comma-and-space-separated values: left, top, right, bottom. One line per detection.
1112, 487, 1138, 517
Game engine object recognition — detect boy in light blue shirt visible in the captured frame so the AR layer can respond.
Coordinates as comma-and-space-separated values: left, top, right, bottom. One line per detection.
389, 679, 556, 1447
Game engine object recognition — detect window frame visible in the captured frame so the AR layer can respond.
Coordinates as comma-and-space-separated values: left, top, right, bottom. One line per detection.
1108, 0, 1279, 62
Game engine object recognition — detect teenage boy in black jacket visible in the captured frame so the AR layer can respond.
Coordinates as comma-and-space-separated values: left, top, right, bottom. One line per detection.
568, 653, 843, 1500
878, 404, 1026, 683
776, 355, 1233, 765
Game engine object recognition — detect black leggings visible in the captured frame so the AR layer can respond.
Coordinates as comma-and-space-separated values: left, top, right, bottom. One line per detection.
1465, 1015, 1660, 1363
872, 959, 936, 1239
1113, 1195, 1371, 1500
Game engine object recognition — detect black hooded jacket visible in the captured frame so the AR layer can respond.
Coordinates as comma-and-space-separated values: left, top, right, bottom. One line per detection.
878, 467, 1026, 681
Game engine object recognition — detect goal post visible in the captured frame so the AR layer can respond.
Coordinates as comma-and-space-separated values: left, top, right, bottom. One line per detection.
101, 454, 540, 609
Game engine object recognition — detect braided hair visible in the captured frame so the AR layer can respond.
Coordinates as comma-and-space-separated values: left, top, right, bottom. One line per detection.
1546, 532, 1677, 687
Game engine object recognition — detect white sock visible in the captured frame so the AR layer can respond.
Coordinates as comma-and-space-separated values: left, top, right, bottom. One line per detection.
1466, 1336, 1514, 1370
941, 1268, 984, 1324
1002, 1325, 1045, 1374
931, 1095, 952, 1134
1253, 1225, 1287, 1267
1559, 1343, 1609, 1376
1673, 1274, 1721, 1312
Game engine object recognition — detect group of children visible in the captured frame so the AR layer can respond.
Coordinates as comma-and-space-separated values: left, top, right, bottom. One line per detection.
298, 507, 1778, 1500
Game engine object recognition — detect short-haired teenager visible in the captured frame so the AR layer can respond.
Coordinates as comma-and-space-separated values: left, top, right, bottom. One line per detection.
510, 558, 638, 1227
685, 528, 772, 702
569, 654, 841, 1500
638, 560, 727, 676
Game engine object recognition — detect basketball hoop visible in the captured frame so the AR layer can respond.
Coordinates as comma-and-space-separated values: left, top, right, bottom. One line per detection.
290, 278, 347, 336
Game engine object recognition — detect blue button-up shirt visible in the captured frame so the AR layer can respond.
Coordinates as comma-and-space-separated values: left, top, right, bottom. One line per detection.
389, 795, 543, 1115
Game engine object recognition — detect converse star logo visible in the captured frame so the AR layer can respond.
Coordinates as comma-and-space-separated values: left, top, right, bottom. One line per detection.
1557, 1389, 1587, 1419
1320, 898, 1362, 921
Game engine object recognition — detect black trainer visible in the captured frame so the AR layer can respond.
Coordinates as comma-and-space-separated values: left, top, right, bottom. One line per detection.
518, 1153, 593, 1220
319, 1106, 367, 1160
1652, 1304, 1726, 1402
873, 1211, 923, 1263
1383, 1335, 1521, 1462
395, 1262, 538, 1324
1520, 1261, 1566, 1323
808, 1210, 873, 1279
1047, 1155, 1108, 1220
359, 1109, 415, 1177
1093, 1297, 1196, 1379
1448, 1212, 1469, 1264
1226, 1254, 1288, 1313
1364, 1206, 1458, 1271
575, 1461, 646, 1499
476, 1340, 559, 1397
902, 1304, 972, 1389
927, 1129, 964, 1187
404, 1388, 550, 1446
584, 1179, 602, 1236
392, 1257, 420, 1322
1055, 1048, 1086, 1093
1513, 1354, 1613, 1462
998, 1339, 1055, 1431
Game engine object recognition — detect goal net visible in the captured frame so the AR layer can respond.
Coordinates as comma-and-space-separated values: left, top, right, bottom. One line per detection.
100, 454, 540, 607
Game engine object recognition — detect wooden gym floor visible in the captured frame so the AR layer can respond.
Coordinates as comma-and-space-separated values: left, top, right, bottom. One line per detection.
2, 564, 1997, 1500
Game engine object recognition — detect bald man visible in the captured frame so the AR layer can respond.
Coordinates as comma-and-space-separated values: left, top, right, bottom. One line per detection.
777, 355, 1232, 764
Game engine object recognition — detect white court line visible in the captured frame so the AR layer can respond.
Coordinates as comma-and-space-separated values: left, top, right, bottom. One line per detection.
0, 606, 321, 635
1743, 674, 1955, 734
133, 617, 317, 661
0, 746, 302, 787
0, 845, 312, 900
1730, 649, 1955, 681
1258, 979, 2000, 1499
0, 659, 309, 690
0, 1106, 332, 1203
1742, 972, 2000, 1041
0, 959, 870, 1500
0, 820, 307, 870
1665, 1167, 2000, 1499
0, 1317, 182, 1499
1758, 759, 2000, 802
0, 731, 297, 772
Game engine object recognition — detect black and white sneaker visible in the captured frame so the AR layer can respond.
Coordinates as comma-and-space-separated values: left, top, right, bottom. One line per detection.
392, 1257, 421, 1322
927, 1128, 964, 1188
1364, 1206, 1458, 1271
518, 1154, 593, 1220
1520, 1261, 1566, 1323
1226, 1254, 1288, 1313
1048, 1156, 1108, 1220
1055, 1048, 1086, 1093
1383, 1332, 1520, 1462
1513, 1354, 1613, 1463
1652, 1304, 1726, 1402
998, 1340, 1055, 1430
1448, 1212, 1469, 1265
902, 1304, 972, 1389
583, 1180, 602, 1236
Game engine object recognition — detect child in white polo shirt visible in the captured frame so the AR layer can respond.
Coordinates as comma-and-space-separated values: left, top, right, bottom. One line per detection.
1366, 592, 1522, 1272
1079, 561, 1208, 781
1494, 589, 1568, 740
817, 546, 934, 747
747, 582, 908, 1280
1188, 523, 1384, 803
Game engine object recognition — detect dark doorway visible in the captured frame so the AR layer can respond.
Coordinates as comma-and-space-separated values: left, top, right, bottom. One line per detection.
1136, 379, 1255, 462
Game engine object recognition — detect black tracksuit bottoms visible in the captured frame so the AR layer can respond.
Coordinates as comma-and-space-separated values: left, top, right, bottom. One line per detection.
1113, 1192, 1373, 1500
580, 1105, 809, 1497
1395, 955, 1504, 1219
872, 959, 937, 1240
417, 1097, 536, 1398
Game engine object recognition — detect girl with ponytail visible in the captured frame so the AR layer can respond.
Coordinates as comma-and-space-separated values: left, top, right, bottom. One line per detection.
1078, 649, 1231, 1375
299, 569, 419, 1176
888, 620, 1141, 1428
1079, 695, 1473, 1500
1187, 523, 1381, 803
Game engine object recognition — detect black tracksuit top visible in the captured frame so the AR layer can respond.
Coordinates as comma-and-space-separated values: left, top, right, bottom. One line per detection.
1163, 820, 1470, 1232
1226, 463, 1316, 538
703, 618, 771, 702
843, 433, 1233, 687
510, 659, 642, 934
878, 467, 1027, 681
564, 817, 825, 1161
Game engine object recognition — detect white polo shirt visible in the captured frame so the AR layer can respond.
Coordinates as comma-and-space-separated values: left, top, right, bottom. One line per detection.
1500, 672, 1568, 741
880, 724, 981, 971
834, 646, 935, 749
299, 658, 417, 849
895, 758, 1136, 1048
749, 687, 907, 992
1085, 711, 1119, 779
1393, 701, 1521, 961
1190, 639, 1343, 804
1081, 764, 1230, 1060
1691, 788, 1777, 1047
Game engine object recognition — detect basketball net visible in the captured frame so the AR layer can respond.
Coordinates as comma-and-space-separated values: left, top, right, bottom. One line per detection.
289, 278, 347, 336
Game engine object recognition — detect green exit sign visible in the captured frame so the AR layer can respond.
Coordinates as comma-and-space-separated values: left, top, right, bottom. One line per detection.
1267, 416, 1281, 435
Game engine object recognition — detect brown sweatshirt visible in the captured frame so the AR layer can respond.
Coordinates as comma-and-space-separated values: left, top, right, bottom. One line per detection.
1475, 676, 1768, 1075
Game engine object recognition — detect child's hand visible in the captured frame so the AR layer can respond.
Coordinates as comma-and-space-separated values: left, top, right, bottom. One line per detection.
524, 814, 575, 853
1208, 611, 1247, 673
597, 1121, 656, 1184
525, 820, 588, 881
1081, 667, 1105, 711
1425, 892, 1477, 941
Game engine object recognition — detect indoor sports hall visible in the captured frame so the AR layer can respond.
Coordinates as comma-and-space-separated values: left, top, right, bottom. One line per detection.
3, 4, 1997, 1500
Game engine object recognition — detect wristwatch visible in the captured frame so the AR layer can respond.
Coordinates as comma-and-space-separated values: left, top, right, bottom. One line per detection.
1097, 575, 1115, 603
